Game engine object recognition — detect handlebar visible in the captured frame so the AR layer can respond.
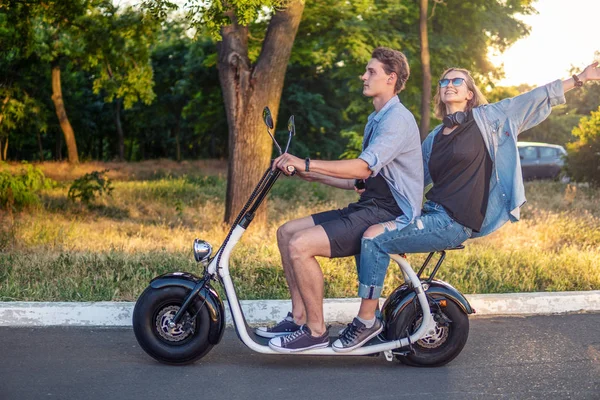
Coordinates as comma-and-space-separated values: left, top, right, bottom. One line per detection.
286, 165, 296, 176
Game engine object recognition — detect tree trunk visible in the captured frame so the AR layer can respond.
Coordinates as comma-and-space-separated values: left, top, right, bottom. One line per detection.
51, 62, 79, 164
98, 133, 103, 161
127, 135, 135, 161
1, 137, 7, 161
37, 130, 44, 161
0, 96, 8, 160
0, 95, 9, 127
114, 98, 125, 162
419, 0, 432, 141
55, 129, 62, 160
173, 113, 181, 162
218, 0, 304, 226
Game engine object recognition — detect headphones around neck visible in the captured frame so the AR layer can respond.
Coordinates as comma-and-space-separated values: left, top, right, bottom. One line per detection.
442, 111, 467, 129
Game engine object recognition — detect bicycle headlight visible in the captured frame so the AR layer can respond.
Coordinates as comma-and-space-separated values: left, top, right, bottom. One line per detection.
193, 239, 212, 264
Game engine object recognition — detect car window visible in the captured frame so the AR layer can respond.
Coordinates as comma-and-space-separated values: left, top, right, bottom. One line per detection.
539, 147, 558, 158
519, 146, 538, 160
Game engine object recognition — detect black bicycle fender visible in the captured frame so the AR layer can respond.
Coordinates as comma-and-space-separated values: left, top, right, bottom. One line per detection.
149, 272, 225, 345
382, 279, 474, 325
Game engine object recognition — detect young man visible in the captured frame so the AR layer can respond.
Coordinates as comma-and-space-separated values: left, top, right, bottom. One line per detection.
256, 47, 424, 353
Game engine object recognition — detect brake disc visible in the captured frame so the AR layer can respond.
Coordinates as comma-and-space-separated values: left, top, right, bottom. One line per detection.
155, 305, 196, 342
414, 315, 449, 349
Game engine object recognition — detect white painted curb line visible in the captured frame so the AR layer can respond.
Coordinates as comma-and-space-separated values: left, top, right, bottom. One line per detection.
1, 291, 599, 327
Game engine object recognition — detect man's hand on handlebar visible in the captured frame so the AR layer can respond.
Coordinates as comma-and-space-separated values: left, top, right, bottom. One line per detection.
273, 153, 304, 176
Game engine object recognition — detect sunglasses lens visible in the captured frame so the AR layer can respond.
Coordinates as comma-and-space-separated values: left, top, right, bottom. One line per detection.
452, 78, 464, 86
439, 79, 450, 87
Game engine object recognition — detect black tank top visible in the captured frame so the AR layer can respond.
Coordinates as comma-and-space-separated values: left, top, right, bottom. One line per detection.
426, 112, 492, 232
358, 174, 403, 215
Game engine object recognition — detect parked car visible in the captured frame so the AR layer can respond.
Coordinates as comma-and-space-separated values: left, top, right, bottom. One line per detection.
517, 142, 567, 180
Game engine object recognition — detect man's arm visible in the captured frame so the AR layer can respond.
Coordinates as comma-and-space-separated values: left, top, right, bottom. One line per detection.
273, 154, 372, 180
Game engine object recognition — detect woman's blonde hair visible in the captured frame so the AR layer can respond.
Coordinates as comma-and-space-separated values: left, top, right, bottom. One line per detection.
433, 68, 488, 119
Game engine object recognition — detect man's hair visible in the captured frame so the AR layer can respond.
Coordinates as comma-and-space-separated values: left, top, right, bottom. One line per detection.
371, 47, 410, 93
433, 68, 488, 119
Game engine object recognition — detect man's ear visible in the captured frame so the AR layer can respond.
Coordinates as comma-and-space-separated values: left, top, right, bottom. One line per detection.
388, 72, 397, 83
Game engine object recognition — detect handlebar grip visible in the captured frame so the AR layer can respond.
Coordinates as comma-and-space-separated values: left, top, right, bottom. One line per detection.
286, 165, 296, 176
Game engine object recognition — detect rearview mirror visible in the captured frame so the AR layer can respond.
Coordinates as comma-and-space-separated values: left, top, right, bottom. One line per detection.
287, 115, 295, 137
263, 107, 274, 129
262, 106, 281, 155
283, 115, 295, 154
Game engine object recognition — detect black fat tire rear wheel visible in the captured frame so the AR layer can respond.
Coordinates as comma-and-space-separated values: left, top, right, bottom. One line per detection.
394, 295, 469, 367
133, 286, 213, 365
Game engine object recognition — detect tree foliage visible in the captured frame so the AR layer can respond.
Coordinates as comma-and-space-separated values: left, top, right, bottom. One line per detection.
565, 106, 600, 185
9, 0, 592, 189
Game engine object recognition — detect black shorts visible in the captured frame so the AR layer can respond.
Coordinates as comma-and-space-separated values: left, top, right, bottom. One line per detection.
311, 199, 400, 258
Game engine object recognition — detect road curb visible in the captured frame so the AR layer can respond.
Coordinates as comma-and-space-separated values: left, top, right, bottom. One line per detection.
1, 290, 599, 327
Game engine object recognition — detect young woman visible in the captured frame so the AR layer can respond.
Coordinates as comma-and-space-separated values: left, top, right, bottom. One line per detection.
332, 61, 600, 352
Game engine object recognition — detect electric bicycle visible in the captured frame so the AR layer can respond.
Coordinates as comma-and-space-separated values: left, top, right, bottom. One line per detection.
132, 107, 475, 367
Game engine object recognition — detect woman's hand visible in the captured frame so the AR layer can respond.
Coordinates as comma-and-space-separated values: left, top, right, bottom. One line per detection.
581, 61, 600, 83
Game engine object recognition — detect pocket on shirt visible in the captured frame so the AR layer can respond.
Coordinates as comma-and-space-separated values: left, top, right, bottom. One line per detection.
491, 119, 510, 146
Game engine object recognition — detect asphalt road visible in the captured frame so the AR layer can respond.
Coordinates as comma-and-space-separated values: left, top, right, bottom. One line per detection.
1, 313, 599, 400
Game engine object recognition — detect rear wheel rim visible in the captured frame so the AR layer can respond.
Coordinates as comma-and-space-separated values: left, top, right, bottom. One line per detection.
413, 315, 449, 349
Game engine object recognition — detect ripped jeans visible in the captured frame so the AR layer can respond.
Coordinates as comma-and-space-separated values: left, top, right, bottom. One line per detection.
357, 201, 472, 299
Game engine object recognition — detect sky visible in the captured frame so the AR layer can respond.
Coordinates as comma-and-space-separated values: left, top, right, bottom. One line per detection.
490, 0, 599, 86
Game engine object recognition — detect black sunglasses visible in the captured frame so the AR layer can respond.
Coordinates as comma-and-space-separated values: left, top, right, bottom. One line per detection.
439, 78, 466, 88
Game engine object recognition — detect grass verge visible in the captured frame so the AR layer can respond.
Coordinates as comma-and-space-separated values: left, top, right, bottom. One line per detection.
0, 162, 599, 301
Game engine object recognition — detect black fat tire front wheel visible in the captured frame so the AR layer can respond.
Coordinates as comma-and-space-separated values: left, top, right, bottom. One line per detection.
133, 286, 213, 365
394, 295, 469, 367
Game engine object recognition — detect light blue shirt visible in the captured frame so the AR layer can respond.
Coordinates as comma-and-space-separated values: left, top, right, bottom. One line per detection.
422, 79, 566, 237
358, 95, 424, 226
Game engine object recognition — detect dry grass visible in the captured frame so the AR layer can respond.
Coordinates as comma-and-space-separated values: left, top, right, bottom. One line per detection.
0, 162, 599, 301
1, 159, 228, 182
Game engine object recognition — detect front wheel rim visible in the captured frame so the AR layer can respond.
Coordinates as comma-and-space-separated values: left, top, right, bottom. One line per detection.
155, 305, 196, 343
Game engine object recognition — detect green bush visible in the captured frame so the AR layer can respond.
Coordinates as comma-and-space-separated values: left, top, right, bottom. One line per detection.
0, 163, 52, 210
565, 106, 600, 185
68, 169, 114, 205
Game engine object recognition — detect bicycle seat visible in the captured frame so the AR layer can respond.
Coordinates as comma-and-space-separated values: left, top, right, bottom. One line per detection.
393, 244, 464, 258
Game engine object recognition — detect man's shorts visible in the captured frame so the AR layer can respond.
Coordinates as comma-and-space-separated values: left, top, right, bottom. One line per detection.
311, 199, 400, 258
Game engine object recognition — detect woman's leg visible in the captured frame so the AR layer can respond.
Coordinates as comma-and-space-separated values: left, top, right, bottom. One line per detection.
357, 205, 471, 318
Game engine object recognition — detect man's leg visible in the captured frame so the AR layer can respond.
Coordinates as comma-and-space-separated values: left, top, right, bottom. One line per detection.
330, 223, 387, 352
276, 216, 316, 324
287, 225, 332, 336
267, 225, 332, 352
255, 216, 317, 338
270, 203, 390, 352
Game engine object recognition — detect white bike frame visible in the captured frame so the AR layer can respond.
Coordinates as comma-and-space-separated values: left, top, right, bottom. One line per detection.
206, 225, 439, 356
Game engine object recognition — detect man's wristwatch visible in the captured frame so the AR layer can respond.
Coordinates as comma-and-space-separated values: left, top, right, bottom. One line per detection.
573, 74, 584, 88
305, 157, 310, 172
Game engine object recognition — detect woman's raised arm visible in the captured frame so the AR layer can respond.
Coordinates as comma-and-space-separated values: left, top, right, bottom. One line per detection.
562, 61, 600, 92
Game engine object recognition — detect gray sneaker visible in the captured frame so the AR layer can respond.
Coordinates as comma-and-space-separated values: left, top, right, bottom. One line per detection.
332, 318, 383, 353
255, 312, 301, 338
269, 325, 329, 353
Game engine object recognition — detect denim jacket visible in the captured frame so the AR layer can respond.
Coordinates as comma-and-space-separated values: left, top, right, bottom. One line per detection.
422, 79, 566, 237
